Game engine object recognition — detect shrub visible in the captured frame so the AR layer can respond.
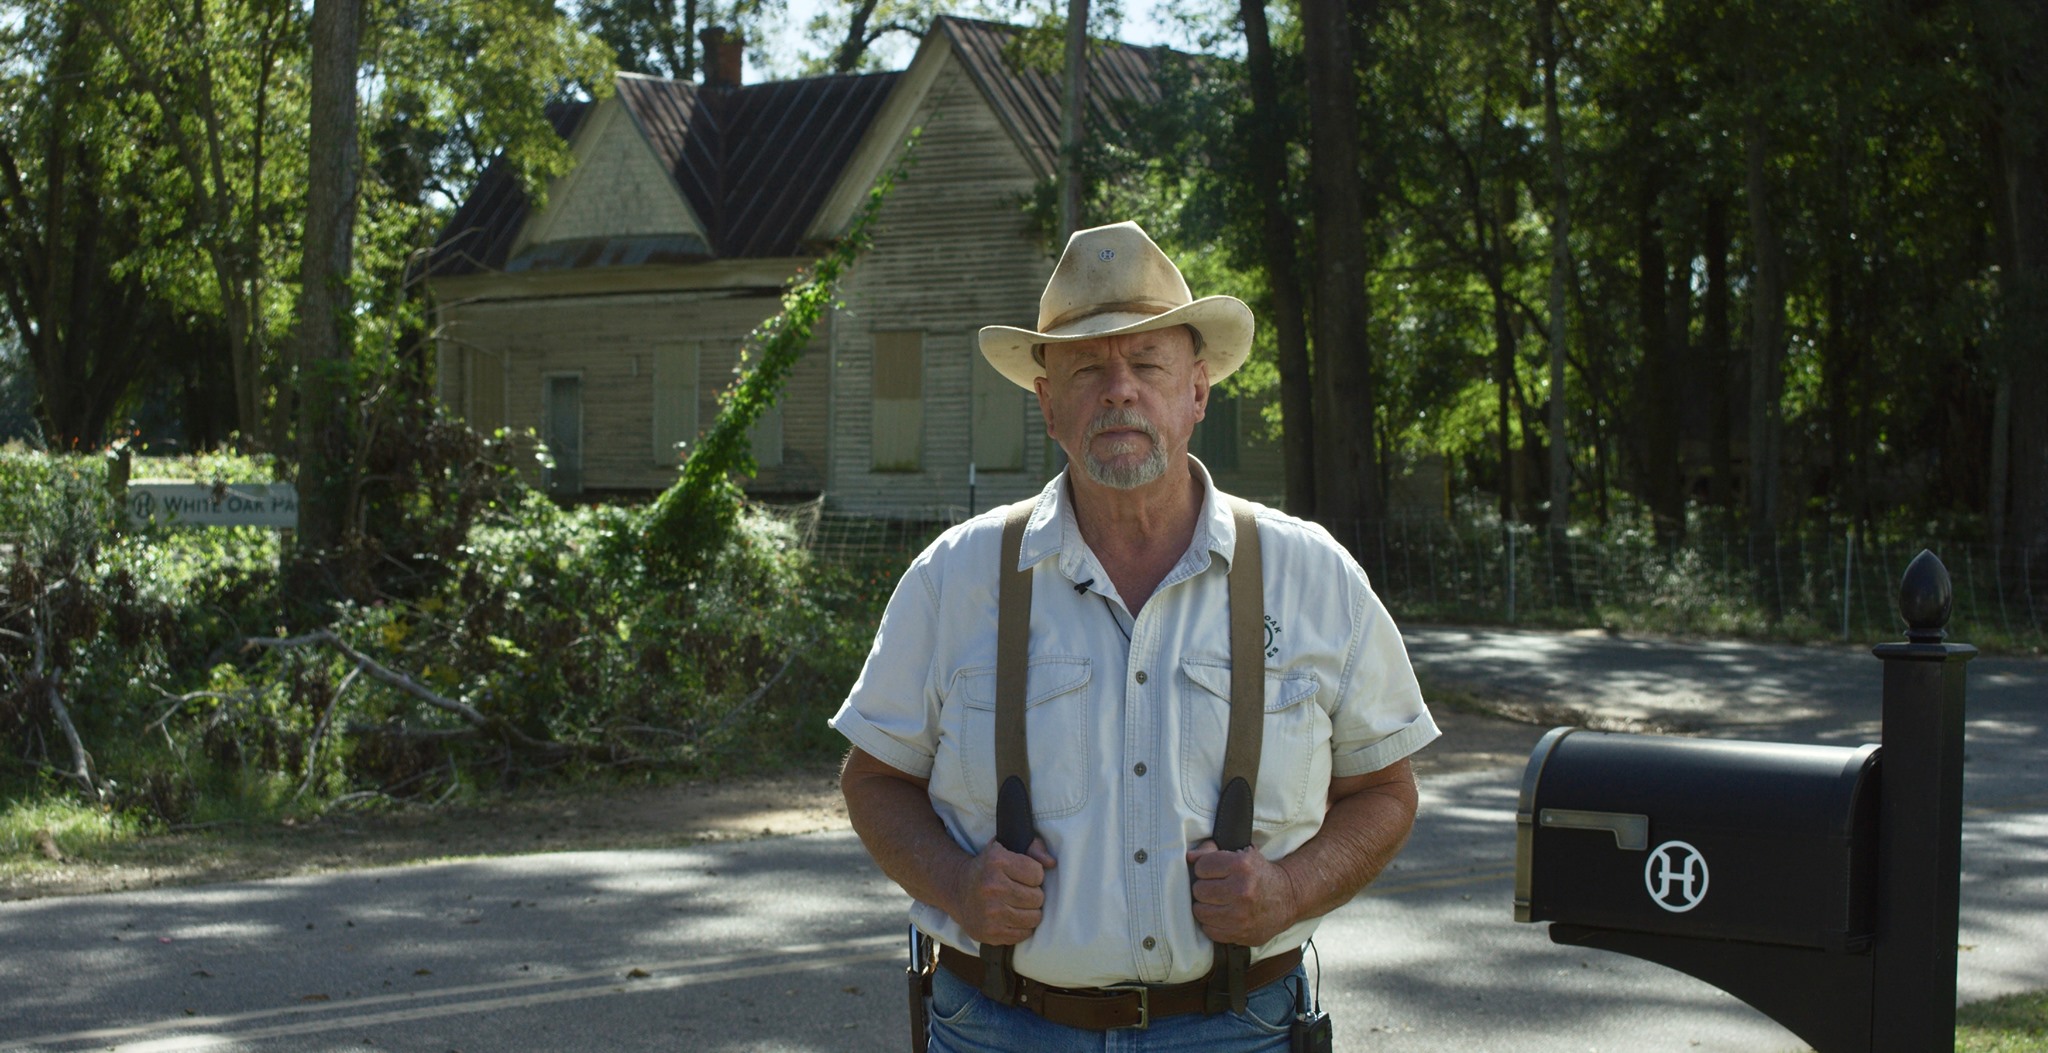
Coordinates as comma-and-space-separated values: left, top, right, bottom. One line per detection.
0, 443, 873, 829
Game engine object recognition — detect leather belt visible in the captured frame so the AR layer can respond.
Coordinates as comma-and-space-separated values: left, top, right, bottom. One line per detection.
935, 944, 1302, 1030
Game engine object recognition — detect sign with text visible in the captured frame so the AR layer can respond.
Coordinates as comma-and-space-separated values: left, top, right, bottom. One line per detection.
127, 481, 299, 530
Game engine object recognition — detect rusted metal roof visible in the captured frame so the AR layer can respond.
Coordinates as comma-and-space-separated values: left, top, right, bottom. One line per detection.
935, 16, 1167, 180
425, 15, 1169, 279
426, 73, 898, 276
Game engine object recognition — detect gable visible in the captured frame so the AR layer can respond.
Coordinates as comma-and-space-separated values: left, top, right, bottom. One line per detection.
514, 95, 706, 255
428, 70, 900, 280
807, 15, 1169, 241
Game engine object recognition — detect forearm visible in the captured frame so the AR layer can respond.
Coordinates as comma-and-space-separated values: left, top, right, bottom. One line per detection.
1273, 759, 1419, 924
841, 748, 973, 913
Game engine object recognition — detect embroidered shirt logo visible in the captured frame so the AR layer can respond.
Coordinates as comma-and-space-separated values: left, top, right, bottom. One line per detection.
1263, 614, 1282, 659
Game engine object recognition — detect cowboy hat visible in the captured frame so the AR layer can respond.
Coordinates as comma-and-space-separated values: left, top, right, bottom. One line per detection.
978, 221, 1254, 390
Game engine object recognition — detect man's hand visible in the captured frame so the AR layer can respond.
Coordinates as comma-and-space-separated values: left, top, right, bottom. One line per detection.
951, 837, 1057, 947
1184, 761, 1421, 948
1186, 840, 1299, 947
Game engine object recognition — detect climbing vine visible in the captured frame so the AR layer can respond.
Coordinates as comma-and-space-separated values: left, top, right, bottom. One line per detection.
637, 133, 919, 581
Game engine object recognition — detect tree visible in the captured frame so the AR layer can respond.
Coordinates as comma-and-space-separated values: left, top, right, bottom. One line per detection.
807, 0, 936, 74
1537, 0, 1573, 539
291, 0, 364, 599
1239, 0, 1315, 518
0, 2, 157, 447
90, 0, 303, 447
1061, 0, 1091, 237
1975, 0, 2048, 556
584, 0, 699, 79
582, 0, 783, 80
1301, 0, 1381, 544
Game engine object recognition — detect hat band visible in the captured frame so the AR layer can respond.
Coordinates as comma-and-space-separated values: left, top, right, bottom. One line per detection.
1040, 299, 1178, 333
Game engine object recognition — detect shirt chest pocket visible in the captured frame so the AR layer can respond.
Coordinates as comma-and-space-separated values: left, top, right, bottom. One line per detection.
949, 656, 1094, 821
1177, 658, 1329, 831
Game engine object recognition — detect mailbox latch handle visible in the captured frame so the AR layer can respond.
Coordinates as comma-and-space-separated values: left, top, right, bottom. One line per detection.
1539, 808, 1650, 850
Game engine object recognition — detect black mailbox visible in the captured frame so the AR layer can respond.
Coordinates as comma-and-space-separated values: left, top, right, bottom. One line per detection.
1517, 727, 1881, 953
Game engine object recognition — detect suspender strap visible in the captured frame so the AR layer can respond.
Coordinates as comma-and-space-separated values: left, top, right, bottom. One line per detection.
984, 493, 1270, 1016
1218, 496, 1267, 828
1206, 495, 1266, 1014
982, 497, 1039, 1002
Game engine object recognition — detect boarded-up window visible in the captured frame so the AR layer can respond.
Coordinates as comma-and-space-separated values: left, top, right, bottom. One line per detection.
749, 396, 784, 469
652, 343, 698, 465
971, 345, 1024, 471
872, 331, 923, 472
1193, 389, 1240, 471
465, 348, 506, 434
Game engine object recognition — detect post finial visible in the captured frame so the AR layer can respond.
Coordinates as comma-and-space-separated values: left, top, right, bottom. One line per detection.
1899, 549, 1952, 643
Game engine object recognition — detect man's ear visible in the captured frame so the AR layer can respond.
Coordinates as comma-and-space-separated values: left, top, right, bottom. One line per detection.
1191, 359, 1210, 423
1034, 375, 1055, 435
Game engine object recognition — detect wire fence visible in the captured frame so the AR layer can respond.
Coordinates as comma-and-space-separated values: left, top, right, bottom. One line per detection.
763, 497, 964, 569
774, 496, 2048, 651
1332, 517, 2048, 649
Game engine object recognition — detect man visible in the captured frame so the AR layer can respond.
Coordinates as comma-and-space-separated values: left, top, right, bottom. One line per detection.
830, 221, 1438, 1051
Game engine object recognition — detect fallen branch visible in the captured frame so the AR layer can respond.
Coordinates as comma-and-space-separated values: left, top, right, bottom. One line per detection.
32, 621, 99, 799
145, 687, 252, 735
241, 629, 557, 751
702, 647, 805, 741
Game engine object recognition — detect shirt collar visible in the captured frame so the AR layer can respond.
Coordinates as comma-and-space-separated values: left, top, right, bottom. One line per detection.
1017, 456, 1239, 583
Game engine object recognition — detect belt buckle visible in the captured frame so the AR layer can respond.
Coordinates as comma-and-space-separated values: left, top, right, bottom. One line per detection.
1102, 982, 1151, 1029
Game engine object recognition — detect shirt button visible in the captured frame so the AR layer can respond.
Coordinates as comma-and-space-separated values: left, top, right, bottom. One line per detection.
1135, 671, 1148, 684
1133, 762, 1147, 776
1134, 849, 1148, 864
1143, 937, 1157, 950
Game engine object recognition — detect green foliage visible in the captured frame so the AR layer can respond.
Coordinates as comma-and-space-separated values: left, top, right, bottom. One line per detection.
639, 133, 916, 581
0, 444, 878, 826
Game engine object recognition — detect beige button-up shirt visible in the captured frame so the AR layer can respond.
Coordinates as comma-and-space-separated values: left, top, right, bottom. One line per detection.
830, 465, 1439, 988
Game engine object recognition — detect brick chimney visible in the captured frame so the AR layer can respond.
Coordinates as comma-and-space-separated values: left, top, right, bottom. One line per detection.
700, 26, 744, 89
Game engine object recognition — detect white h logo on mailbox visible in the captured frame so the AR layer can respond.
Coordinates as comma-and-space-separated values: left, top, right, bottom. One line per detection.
1645, 840, 1709, 913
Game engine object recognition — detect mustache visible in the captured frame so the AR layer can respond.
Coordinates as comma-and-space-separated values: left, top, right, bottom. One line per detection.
1087, 408, 1160, 444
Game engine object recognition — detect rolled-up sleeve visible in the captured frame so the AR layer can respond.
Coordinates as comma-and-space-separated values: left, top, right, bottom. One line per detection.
1328, 570, 1440, 778
829, 560, 944, 778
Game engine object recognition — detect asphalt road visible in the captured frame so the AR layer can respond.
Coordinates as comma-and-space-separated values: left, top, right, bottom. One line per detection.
1, 627, 2042, 1052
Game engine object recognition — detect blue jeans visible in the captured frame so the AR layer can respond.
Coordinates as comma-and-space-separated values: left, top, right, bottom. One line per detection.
926, 961, 1300, 1052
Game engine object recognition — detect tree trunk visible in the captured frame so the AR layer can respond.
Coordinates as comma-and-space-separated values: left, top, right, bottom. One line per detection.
1635, 170, 1683, 547
291, 0, 363, 601
1744, 114, 1787, 537
1703, 192, 1735, 517
656, 0, 688, 77
682, 0, 699, 81
1979, 0, 2048, 558
1540, 0, 1572, 540
1490, 238, 1517, 524
1302, 0, 1381, 547
833, 0, 884, 73
1240, 0, 1316, 518
1061, 0, 1091, 236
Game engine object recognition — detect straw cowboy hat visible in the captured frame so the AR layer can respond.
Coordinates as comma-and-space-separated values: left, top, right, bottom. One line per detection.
978, 221, 1255, 391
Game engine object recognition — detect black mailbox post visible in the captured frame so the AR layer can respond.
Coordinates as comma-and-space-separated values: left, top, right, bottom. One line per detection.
1514, 550, 1975, 1053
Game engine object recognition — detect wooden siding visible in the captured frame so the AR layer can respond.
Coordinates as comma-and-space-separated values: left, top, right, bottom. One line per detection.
825, 47, 1055, 518
435, 288, 830, 496
518, 97, 703, 251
